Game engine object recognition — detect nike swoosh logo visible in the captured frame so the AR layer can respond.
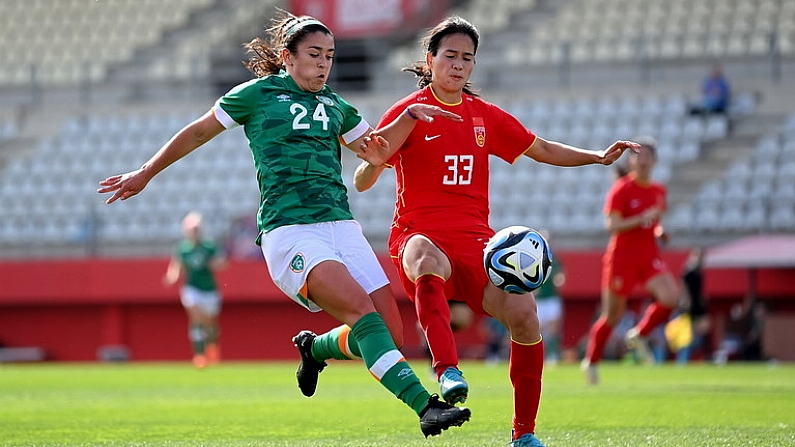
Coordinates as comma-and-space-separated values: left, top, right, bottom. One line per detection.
425, 135, 441, 141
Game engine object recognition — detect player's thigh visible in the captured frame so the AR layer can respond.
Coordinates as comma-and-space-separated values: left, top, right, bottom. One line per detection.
600, 288, 627, 324
646, 271, 680, 307
306, 260, 376, 324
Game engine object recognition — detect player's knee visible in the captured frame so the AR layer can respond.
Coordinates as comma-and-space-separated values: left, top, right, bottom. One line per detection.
504, 307, 540, 338
659, 292, 679, 308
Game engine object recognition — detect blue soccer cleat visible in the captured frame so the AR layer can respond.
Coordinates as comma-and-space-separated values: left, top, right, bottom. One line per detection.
439, 367, 469, 404
510, 433, 546, 447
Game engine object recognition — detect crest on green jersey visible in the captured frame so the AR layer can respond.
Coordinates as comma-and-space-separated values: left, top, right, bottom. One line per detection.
316, 95, 334, 106
290, 253, 306, 272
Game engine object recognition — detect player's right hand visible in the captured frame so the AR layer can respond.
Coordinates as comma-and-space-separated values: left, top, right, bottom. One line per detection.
97, 169, 151, 204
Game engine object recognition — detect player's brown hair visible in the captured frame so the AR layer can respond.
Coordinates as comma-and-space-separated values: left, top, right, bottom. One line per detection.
243, 9, 333, 78
403, 16, 480, 97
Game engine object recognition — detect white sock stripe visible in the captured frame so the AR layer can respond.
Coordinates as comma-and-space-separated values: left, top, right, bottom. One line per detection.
343, 338, 360, 359
368, 349, 404, 380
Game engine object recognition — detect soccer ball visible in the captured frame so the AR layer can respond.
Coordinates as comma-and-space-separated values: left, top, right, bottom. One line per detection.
483, 226, 553, 294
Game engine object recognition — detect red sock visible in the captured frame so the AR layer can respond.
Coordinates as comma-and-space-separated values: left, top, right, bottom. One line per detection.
636, 303, 673, 337
510, 339, 544, 440
585, 316, 613, 364
414, 274, 457, 378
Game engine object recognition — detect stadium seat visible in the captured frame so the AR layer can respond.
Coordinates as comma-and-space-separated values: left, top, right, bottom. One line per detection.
769, 201, 795, 231
744, 203, 768, 230
694, 203, 721, 232
720, 203, 746, 232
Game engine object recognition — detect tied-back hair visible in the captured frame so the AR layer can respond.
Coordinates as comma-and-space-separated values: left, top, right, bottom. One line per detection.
403, 16, 480, 97
243, 8, 332, 78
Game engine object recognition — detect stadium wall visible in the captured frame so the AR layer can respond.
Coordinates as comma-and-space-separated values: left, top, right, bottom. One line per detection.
0, 251, 792, 362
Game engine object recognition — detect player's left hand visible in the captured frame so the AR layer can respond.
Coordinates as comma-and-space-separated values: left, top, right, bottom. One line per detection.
599, 140, 641, 165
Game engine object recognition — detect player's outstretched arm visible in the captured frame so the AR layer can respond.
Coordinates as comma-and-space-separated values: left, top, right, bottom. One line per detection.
524, 138, 640, 167
598, 140, 641, 165
97, 110, 225, 204
347, 104, 461, 192
347, 104, 462, 167
375, 104, 462, 156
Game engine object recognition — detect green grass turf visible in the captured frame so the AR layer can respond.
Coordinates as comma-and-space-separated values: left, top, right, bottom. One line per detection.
1, 360, 793, 446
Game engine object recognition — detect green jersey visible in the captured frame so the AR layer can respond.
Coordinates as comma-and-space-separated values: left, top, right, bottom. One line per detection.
176, 239, 219, 292
214, 71, 369, 239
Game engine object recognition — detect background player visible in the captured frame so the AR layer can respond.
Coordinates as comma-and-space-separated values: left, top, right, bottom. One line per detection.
164, 211, 227, 368
581, 136, 680, 385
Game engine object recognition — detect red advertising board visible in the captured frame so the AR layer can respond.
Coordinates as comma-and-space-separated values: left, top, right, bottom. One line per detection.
289, 0, 449, 39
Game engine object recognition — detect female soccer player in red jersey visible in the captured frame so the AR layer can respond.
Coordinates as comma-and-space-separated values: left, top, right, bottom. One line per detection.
581, 137, 680, 385
351, 16, 638, 447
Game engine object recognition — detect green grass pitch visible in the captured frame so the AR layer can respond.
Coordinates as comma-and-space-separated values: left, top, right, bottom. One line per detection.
1, 360, 793, 446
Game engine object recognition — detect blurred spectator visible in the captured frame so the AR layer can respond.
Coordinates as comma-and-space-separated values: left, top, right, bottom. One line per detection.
674, 247, 712, 364
714, 296, 765, 364
690, 63, 731, 116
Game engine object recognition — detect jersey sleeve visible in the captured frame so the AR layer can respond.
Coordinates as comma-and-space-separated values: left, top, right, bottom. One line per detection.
335, 94, 370, 145
214, 79, 258, 129
658, 184, 668, 212
486, 102, 537, 163
604, 180, 625, 216
378, 98, 411, 166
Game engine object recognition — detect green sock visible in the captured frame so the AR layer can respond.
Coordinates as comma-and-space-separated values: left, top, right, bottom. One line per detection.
189, 324, 205, 355
312, 325, 361, 361
205, 325, 219, 345
351, 312, 431, 416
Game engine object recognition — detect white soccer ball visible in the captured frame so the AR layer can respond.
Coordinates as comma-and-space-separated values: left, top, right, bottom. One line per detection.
483, 226, 553, 294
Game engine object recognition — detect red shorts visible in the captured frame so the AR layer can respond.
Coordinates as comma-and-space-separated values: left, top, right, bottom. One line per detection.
389, 225, 492, 316
602, 249, 670, 297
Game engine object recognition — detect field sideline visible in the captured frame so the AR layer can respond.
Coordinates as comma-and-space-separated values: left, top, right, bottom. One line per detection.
1, 361, 793, 446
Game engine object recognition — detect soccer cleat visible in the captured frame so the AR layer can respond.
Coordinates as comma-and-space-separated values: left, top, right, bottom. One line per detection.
625, 327, 653, 364
205, 343, 220, 365
580, 358, 598, 385
292, 330, 327, 397
419, 394, 471, 437
192, 354, 207, 369
439, 367, 469, 404
510, 433, 546, 447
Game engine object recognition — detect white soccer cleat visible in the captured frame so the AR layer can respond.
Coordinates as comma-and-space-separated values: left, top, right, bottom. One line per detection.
580, 358, 599, 385
625, 327, 654, 365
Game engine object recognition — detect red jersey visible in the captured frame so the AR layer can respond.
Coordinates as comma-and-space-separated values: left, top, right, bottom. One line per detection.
378, 86, 537, 234
603, 173, 667, 261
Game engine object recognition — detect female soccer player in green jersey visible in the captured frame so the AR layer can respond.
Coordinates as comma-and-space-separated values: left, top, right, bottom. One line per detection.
164, 211, 227, 369
98, 9, 468, 438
